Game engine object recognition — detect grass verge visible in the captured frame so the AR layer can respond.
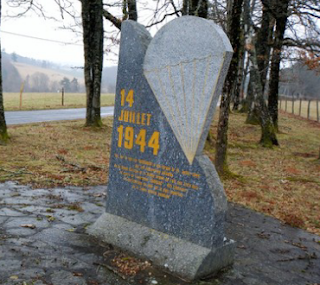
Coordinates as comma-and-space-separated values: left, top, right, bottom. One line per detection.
0, 118, 112, 187
0, 111, 319, 235
205, 110, 320, 235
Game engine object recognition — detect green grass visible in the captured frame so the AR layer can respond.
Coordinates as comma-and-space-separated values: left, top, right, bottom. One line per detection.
4, 92, 115, 111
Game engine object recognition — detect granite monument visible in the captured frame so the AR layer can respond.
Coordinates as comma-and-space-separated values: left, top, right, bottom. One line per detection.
89, 16, 235, 280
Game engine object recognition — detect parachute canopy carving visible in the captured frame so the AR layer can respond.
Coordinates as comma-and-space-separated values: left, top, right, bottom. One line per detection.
143, 16, 233, 164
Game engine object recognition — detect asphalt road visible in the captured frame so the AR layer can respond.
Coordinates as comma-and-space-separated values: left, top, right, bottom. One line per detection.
5, 106, 115, 125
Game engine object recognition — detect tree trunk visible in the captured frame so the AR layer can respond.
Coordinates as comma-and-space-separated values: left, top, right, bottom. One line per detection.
239, 53, 250, 113
0, 46, 8, 145
241, 0, 278, 146
245, 78, 260, 125
245, 21, 278, 146
232, 25, 245, 111
127, 0, 138, 21
182, 0, 208, 17
215, 0, 244, 175
81, 0, 104, 127
250, 66, 278, 146
182, 0, 188, 15
192, 0, 208, 18
256, 0, 275, 92
267, 0, 290, 130
231, 70, 242, 111
0, 2, 8, 144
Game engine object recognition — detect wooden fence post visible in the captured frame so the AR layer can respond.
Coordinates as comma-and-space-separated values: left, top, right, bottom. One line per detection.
299, 99, 302, 116
280, 97, 282, 109
317, 100, 319, 122
292, 98, 294, 114
19, 82, 25, 110
285, 98, 288, 112
62, 88, 65, 106
307, 100, 311, 120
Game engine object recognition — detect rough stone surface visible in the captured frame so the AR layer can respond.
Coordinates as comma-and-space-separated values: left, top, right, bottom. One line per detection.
0, 182, 129, 285
0, 181, 319, 284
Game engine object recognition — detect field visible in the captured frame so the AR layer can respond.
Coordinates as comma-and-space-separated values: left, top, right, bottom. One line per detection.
4, 92, 115, 111
0, 111, 319, 236
279, 98, 320, 121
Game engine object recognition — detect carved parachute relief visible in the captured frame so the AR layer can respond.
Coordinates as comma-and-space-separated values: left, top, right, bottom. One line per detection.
143, 17, 232, 164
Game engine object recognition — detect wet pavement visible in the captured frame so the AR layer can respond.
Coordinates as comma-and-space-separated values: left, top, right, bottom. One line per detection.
0, 181, 319, 285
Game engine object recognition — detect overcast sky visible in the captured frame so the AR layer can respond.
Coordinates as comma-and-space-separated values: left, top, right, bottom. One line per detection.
1, 1, 107, 67
1, 1, 175, 68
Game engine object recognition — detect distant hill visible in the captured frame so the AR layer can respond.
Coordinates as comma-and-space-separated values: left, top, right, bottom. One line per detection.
13, 62, 84, 84
1, 51, 117, 93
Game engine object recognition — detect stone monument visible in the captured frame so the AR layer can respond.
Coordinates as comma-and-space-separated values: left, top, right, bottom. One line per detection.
89, 16, 235, 280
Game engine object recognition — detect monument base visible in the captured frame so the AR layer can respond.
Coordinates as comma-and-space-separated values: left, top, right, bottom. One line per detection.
88, 212, 235, 280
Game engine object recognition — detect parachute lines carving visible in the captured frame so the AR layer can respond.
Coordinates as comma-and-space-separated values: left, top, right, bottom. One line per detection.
144, 55, 225, 164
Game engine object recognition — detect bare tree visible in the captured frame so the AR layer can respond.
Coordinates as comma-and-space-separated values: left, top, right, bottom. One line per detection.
80, 0, 104, 127
243, 0, 278, 146
30, 72, 50, 92
0, 1, 9, 144
266, 0, 290, 131
256, 0, 275, 92
285, 0, 320, 55
124, 0, 138, 21
5, 0, 105, 127
103, 0, 137, 29
181, 0, 208, 17
215, 0, 244, 175
265, 0, 320, 130
208, 0, 228, 30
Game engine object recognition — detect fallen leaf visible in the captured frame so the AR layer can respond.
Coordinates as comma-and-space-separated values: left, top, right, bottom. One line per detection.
66, 228, 75, 232
20, 224, 36, 229
73, 272, 83, 277
112, 254, 151, 276
88, 281, 99, 285
10, 276, 19, 280
58, 149, 68, 155
46, 215, 56, 222
93, 193, 106, 197
239, 160, 256, 167
292, 152, 315, 158
285, 167, 300, 174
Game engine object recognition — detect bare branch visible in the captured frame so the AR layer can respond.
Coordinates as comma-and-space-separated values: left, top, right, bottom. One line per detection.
169, 0, 181, 17
145, 11, 179, 28
103, 9, 122, 30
